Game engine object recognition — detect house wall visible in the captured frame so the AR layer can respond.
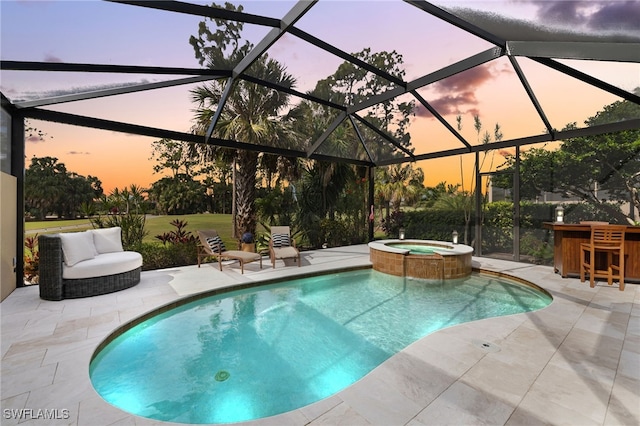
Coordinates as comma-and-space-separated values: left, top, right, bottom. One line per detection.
1, 171, 17, 300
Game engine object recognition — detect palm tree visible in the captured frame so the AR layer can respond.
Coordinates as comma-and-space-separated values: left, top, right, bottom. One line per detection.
187, 2, 301, 239
191, 57, 296, 239
376, 164, 424, 220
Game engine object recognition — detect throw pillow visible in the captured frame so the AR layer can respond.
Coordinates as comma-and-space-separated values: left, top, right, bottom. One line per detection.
90, 227, 124, 254
272, 233, 290, 248
206, 236, 226, 253
59, 231, 96, 266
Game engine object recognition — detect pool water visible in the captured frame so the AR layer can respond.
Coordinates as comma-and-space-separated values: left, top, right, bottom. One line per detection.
387, 243, 445, 254
90, 269, 551, 424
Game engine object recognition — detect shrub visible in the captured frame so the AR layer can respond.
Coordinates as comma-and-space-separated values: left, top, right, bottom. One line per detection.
381, 210, 405, 238
155, 219, 197, 245
134, 241, 198, 271
137, 219, 199, 269
520, 231, 554, 264
24, 234, 39, 284
91, 212, 148, 249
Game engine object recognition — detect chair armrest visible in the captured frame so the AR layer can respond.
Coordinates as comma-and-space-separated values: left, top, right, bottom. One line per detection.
38, 234, 64, 301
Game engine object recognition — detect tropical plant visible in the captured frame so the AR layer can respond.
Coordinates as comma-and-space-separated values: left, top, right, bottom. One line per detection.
375, 163, 424, 219
90, 185, 149, 249
189, 1, 297, 239
23, 234, 39, 284
91, 213, 148, 250
155, 219, 197, 245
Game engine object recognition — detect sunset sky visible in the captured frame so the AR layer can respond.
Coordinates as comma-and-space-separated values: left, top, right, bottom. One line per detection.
2, 0, 638, 193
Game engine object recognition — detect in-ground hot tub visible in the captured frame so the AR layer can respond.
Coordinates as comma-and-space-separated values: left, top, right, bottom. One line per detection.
368, 239, 473, 279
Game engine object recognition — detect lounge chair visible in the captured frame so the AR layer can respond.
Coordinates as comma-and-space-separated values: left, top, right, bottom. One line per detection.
269, 226, 300, 268
197, 230, 262, 274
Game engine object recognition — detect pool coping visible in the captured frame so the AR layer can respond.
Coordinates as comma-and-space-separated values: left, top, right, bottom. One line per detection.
1, 245, 638, 426
368, 239, 474, 256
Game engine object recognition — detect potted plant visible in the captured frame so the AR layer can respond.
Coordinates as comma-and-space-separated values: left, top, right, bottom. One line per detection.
241, 232, 255, 252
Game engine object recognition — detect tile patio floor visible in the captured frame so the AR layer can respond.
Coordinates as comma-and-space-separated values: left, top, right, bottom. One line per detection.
1, 245, 638, 425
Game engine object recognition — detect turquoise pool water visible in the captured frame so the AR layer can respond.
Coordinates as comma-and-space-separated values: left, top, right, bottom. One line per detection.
387, 243, 447, 254
90, 269, 551, 424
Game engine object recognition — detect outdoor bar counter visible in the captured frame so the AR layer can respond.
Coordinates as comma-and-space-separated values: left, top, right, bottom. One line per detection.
544, 222, 640, 283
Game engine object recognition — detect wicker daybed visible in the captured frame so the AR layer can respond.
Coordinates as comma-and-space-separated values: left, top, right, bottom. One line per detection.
38, 228, 142, 301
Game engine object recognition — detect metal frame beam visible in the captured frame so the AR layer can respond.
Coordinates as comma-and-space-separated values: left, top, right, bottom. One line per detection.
404, 0, 506, 47
14, 75, 221, 109
0, 60, 229, 76
411, 89, 471, 150
507, 41, 640, 63
306, 111, 347, 157
348, 47, 503, 115
240, 74, 345, 111
232, 0, 317, 78
20, 108, 374, 167
205, 77, 235, 141
376, 118, 640, 166
348, 115, 374, 163
508, 56, 554, 135
106, 0, 281, 27
533, 58, 640, 105
288, 26, 406, 87
352, 113, 416, 161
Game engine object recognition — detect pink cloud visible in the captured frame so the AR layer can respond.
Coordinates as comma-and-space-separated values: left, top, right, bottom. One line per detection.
414, 63, 512, 119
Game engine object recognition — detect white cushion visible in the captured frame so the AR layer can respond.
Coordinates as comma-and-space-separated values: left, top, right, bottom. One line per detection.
62, 251, 142, 280
59, 232, 96, 266
89, 227, 123, 254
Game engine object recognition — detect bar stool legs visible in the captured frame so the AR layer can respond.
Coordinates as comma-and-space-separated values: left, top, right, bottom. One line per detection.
579, 225, 626, 291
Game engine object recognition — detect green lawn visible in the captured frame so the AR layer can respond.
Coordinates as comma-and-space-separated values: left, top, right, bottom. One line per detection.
26, 214, 266, 249
145, 214, 243, 245
25, 219, 92, 231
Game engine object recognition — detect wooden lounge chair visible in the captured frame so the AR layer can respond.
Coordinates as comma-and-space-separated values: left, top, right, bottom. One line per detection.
269, 226, 300, 268
197, 230, 262, 274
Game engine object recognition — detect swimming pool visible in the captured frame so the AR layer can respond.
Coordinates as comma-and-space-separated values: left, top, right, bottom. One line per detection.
90, 268, 551, 424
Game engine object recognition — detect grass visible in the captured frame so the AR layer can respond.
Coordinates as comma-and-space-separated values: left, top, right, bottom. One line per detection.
25, 219, 92, 232
26, 213, 267, 249
145, 213, 253, 247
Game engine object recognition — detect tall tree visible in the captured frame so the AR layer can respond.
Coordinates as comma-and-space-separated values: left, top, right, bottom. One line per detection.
150, 138, 201, 178
24, 156, 103, 219
496, 97, 640, 223
189, 2, 296, 239
288, 47, 417, 237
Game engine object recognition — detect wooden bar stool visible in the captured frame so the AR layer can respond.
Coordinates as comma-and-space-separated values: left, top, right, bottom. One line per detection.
580, 225, 626, 291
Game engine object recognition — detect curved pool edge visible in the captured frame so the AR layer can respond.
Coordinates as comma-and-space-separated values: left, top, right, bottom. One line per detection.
255, 265, 555, 425
89, 266, 553, 412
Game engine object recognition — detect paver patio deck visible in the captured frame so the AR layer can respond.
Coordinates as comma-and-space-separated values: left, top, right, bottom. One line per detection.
2, 244, 638, 425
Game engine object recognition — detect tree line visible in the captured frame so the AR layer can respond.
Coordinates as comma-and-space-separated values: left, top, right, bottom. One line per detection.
24, 0, 639, 244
